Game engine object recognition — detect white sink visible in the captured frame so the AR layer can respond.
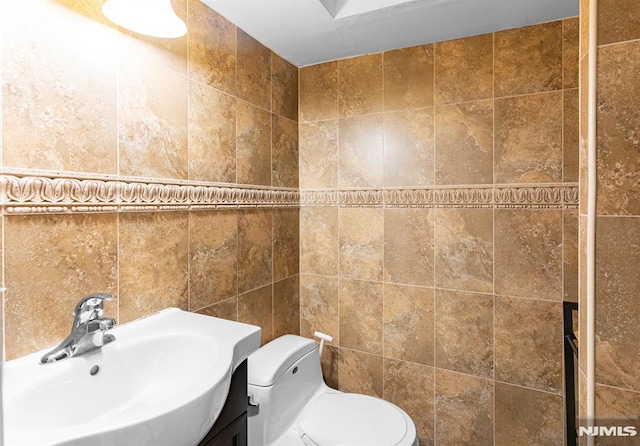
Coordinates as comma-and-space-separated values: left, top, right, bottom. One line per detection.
4, 308, 261, 446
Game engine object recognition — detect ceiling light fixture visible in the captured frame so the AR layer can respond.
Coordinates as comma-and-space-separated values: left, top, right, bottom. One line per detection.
102, 0, 187, 39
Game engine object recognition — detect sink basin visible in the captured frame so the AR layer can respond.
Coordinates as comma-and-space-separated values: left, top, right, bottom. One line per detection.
4, 308, 261, 446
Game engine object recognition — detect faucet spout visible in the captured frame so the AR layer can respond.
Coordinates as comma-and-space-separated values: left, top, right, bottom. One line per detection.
40, 293, 117, 364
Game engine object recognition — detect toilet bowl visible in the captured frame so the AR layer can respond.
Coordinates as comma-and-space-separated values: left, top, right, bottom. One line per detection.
247, 335, 419, 446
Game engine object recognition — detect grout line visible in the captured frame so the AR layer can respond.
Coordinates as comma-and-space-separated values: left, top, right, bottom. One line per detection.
493, 378, 565, 396
297, 273, 565, 304
432, 42, 437, 442
187, 213, 191, 312
270, 46, 275, 338
235, 209, 240, 323
380, 50, 386, 399
116, 213, 120, 324
185, 0, 191, 315
594, 382, 640, 395
433, 282, 438, 445
335, 55, 342, 389
492, 30, 497, 446
297, 63, 303, 338
597, 36, 640, 49
432, 86, 438, 445
271, 209, 275, 341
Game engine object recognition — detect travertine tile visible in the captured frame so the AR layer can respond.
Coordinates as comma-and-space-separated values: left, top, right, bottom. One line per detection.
383, 284, 434, 365
273, 208, 299, 282
236, 100, 271, 186
299, 120, 339, 188
4, 214, 117, 359
118, 0, 187, 75
339, 279, 383, 354
383, 44, 434, 111
595, 217, 640, 392
274, 276, 300, 338
563, 210, 579, 303
435, 34, 493, 104
579, 0, 589, 60
187, 2, 236, 95
271, 53, 298, 121
495, 296, 563, 393
118, 57, 188, 179
119, 212, 189, 323
299, 61, 338, 122
321, 345, 340, 389
340, 208, 384, 281
435, 290, 494, 379
435, 369, 494, 446
494, 92, 563, 183
597, 0, 640, 45
564, 88, 580, 183
338, 348, 383, 398
494, 21, 563, 97
238, 210, 272, 294
435, 101, 493, 185
236, 29, 271, 110
579, 370, 588, 438
579, 215, 588, 375
495, 383, 564, 446
238, 284, 273, 345
495, 209, 563, 301
188, 80, 236, 183
596, 41, 640, 215
563, 18, 579, 89
339, 53, 383, 117
383, 107, 435, 187
595, 384, 640, 446
196, 297, 237, 322
188, 211, 237, 311
579, 55, 589, 215
300, 274, 339, 343
339, 114, 384, 187
2, 0, 117, 173
384, 208, 434, 286
300, 207, 339, 276
434, 208, 493, 293
384, 359, 434, 446
272, 115, 299, 188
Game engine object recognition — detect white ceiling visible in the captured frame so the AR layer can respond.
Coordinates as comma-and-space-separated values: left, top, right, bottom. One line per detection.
200, 0, 579, 67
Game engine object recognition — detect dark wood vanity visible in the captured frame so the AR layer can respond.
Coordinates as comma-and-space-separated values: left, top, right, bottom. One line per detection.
198, 360, 248, 446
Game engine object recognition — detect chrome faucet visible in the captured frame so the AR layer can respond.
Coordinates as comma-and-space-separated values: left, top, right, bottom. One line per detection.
40, 293, 117, 364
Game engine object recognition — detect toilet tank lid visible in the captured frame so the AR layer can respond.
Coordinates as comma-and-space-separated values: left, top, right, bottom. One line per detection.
248, 335, 317, 387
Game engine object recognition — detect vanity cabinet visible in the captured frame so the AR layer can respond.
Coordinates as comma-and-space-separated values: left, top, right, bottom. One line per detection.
198, 360, 248, 446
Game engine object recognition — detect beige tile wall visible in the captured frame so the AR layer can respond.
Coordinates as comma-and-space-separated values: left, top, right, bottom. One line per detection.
579, 0, 640, 433
11, 2, 640, 445
0, 0, 299, 360
300, 19, 579, 445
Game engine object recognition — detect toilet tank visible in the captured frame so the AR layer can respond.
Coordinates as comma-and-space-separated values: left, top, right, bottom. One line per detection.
247, 335, 325, 445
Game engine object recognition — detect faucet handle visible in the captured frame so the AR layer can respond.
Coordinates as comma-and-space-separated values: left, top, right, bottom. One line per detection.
73, 293, 115, 325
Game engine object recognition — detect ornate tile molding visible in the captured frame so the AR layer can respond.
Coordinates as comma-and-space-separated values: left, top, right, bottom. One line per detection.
0, 171, 299, 214
301, 184, 579, 209
0, 170, 578, 214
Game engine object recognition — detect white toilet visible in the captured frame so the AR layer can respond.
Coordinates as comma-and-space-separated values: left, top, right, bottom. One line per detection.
247, 334, 419, 446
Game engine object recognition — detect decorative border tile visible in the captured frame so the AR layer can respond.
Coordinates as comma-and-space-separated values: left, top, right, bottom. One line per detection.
0, 170, 578, 214
0, 171, 299, 214
301, 184, 579, 209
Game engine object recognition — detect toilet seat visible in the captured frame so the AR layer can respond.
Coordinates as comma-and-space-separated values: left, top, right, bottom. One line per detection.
298, 393, 410, 446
